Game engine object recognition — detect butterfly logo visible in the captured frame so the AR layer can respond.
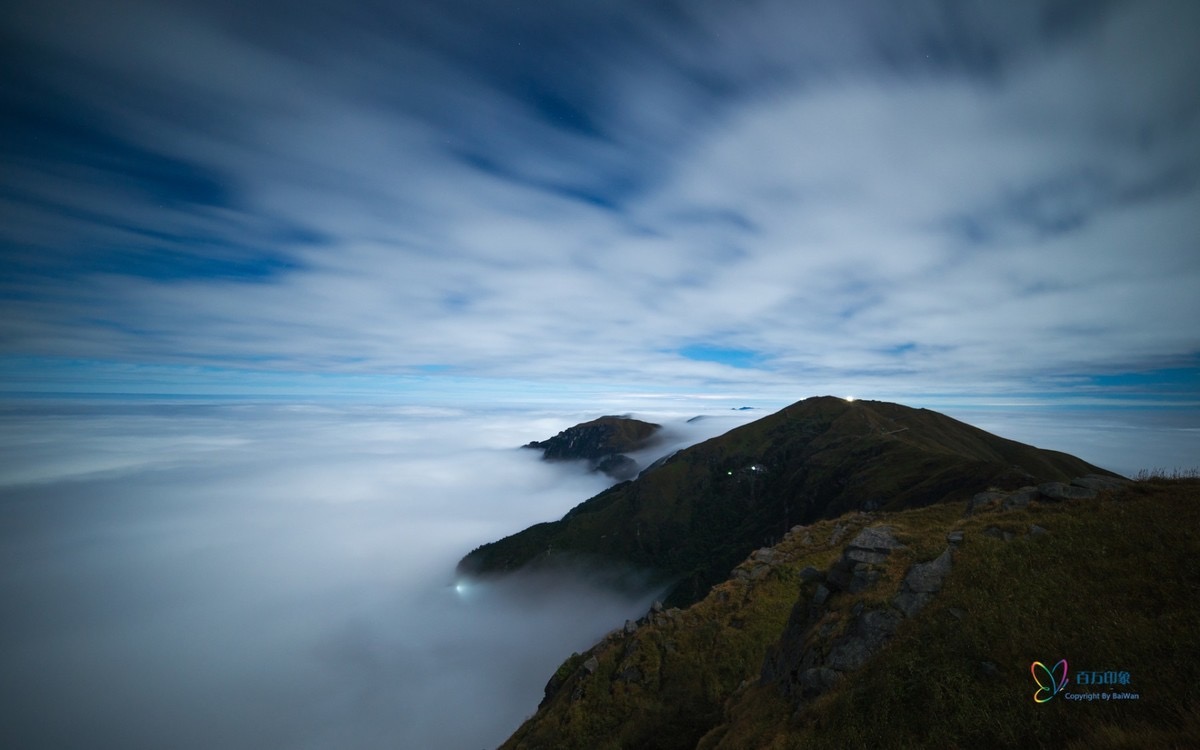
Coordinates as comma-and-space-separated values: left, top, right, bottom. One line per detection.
1031, 659, 1070, 703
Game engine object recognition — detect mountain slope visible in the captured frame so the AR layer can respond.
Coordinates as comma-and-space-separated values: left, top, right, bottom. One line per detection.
460, 397, 1116, 607
524, 415, 662, 480
500, 477, 1200, 750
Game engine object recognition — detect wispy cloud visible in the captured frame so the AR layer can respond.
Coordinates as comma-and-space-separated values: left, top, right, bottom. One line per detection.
1, 0, 1197, 404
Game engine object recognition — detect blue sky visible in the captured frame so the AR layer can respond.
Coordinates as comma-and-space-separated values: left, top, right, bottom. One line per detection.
1, 0, 1197, 408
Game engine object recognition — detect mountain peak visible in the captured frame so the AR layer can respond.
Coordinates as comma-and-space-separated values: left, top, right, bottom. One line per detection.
523, 415, 661, 480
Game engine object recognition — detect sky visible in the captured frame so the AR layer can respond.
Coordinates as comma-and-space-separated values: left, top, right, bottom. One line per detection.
0, 0, 1197, 409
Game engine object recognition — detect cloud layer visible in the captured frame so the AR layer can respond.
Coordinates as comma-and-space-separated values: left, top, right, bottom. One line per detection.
0, 403, 773, 748
0, 0, 1197, 403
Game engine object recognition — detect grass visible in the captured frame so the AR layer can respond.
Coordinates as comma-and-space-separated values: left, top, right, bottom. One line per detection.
712, 478, 1200, 748
502, 478, 1200, 749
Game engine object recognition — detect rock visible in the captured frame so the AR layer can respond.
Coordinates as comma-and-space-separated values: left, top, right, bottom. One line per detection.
583, 656, 599, 674
812, 583, 830, 606
826, 609, 900, 671
892, 590, 930, 618
624, 619, 638, 635
799, 565, 823, 582
825, 637, 871, 671
893, 548, 954, 617
1039, 482, 1097, 501
980, 661, 1000, 679
1072, 474, 1129, 491
946, 530, 964, 545
965, 491, 1006, 515
828, 527, 902, 593
750, 565, 771, 581
752, 548, 776, 564
844, 526, 905, 564
848, 526, 905, 552
1002, 488, 1039, 511
982, 526, 1006, 540
903, 548, 953, 594
651, 600, 664, 613
847, 565, 881, 593
845, 547, 891, 564
948, 607, 966, 620
1030, 524, 1048, 537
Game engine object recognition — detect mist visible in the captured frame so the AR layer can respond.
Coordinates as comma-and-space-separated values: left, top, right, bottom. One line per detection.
0, 401, 762, 749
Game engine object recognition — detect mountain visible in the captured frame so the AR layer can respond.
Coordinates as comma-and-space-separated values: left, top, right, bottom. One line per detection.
523, 415, 662, 480
499, 474, 1200, 749
460, 397, 1116, 607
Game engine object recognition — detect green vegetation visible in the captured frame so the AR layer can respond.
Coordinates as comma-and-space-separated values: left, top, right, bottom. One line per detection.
502, 478, 1200, 749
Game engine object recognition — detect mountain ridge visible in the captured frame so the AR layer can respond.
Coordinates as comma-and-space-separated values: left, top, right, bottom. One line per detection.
460, 396, 1117, 607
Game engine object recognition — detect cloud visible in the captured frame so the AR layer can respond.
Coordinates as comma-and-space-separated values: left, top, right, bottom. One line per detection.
2, 403, 771, 748
0, 0, 1197, 405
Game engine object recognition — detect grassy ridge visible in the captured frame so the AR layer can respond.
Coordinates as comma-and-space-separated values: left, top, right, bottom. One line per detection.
461, 397, 1115, 608
502, 478, 1200, 749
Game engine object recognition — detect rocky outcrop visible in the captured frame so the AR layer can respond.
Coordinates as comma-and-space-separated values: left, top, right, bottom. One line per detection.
826, 527, 905, 593
964, 474, 1130, 516
892, 547, 953, 617
761, 525, 960, 713
523, 415, 661, 480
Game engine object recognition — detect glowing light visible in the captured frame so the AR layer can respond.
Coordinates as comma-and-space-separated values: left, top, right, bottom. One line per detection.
845, 396, 856, 402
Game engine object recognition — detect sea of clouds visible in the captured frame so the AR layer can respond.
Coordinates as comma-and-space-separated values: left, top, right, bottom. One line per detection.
0, 398, 1192, 748
0, 400, 761, 749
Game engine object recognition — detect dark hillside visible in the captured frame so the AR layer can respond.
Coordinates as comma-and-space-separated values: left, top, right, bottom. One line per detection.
461, 397, 1116, 607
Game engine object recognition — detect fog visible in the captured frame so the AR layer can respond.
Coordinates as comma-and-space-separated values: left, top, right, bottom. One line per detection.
0, 401, 758, 749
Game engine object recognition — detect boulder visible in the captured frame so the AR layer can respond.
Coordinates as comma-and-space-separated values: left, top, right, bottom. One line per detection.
752, 548, 776, 564
903, 548, 953, 594
799, 565, 823, 582
848, 526, 905, 552
1002, 488, 1040, 511
965, 491, 1007, 515
893, 548, 954, 618
1039, 482, 1097, 501
1072, 474, 1130, 492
